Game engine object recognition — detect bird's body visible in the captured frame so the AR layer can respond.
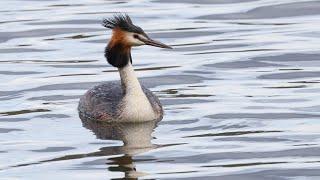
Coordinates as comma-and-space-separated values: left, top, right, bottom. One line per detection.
78, 63, 163, 122
78, 14, 171, 122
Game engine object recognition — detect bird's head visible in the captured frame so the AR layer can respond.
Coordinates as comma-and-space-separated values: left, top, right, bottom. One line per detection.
102, 14, 172, 68
102, 14, 172, 49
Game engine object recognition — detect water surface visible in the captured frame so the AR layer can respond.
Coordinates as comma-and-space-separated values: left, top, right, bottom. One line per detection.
1, 0, 320, 179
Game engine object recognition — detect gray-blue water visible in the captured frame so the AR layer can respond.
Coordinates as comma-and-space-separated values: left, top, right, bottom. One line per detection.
1, 0, 320, 179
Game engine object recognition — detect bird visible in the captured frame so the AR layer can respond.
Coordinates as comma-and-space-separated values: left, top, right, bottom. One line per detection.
78, 14, 172, 122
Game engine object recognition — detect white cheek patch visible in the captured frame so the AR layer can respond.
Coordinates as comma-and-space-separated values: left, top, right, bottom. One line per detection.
125, 32, 145, 46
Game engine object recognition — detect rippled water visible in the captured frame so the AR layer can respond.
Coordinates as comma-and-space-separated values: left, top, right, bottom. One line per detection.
1, 0, 320, 179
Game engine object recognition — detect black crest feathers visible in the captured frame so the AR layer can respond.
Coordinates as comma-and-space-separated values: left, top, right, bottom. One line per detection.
102, 14, 144, 34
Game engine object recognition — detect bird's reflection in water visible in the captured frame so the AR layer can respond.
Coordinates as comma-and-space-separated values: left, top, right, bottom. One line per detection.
81, 117, 159, 179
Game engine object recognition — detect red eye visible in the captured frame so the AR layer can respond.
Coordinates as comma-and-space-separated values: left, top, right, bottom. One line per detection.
133, 34, 139, 39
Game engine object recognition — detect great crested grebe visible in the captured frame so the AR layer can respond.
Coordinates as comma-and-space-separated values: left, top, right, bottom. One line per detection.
78, 14, 172, 122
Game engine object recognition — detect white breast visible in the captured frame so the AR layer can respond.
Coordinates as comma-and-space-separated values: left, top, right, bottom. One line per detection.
119, 91, 157, 122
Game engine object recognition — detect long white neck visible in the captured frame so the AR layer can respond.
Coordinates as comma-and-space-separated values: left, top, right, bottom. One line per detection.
118, 62, 143, 95
117, 62, 157, 121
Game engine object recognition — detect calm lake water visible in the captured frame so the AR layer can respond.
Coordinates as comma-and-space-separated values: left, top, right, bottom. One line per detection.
1, 0, 320, 179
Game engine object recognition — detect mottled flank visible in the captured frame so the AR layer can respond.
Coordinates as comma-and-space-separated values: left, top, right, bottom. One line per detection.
78, 81, 163, 122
